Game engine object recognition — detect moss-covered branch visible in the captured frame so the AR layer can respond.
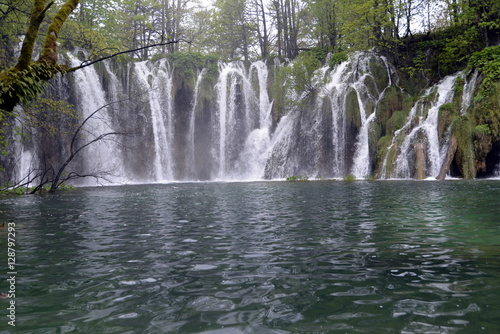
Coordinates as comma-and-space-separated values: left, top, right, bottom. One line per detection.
38, 0, 79, 66
0, 0, 79, 113
14, 0, 53, 71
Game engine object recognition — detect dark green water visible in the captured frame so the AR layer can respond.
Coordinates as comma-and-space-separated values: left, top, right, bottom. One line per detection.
1, 180, 500, 333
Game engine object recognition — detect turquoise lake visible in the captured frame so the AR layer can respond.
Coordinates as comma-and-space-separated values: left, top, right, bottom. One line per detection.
1, 180, 499, 333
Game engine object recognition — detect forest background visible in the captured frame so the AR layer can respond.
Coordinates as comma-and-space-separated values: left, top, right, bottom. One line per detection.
1, 0, 499, 75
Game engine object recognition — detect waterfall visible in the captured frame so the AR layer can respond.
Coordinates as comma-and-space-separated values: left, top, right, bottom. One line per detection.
461, 70, 480, 115
213, 61, 272, 180
388, 75, 458, 179
11, 117, 37, 187
350, 57, 393, 178
233, 61, 273, 180
187, 68, 206, 179
69, 55, 124, 185
133, 59, 175, 181
323, 61, 350, 177
6, 52, 500, 186
265, 53, 394, 179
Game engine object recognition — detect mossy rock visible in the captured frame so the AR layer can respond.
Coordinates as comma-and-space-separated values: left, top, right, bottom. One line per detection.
369, 120, 383, 161
369, 57, 390, 93
438, 103, 458, 142
471, 81, 500, 139
386, 110, 406, 135
376, 135, 398, 178
363, 75, 379, 100
375, 85, 403, 131
345, 88, 361, 129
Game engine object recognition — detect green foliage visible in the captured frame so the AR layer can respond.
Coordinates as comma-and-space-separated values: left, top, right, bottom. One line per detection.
438, 103, 458, 141
0, 181, 77, 197
474, 124, 491, 136
167, 52, 219, 80
342, 174, 356, 182
0, 62, 56, 111
309, 47, 329, 63
400, 50, 430, 79
290, 51, 323, 93
469, 46, 500, 95
21, 98, 78, 139
286, 175, 309, 182
0, 109, 12, 156
270, 65, 290, 120
59, 21, 111, 60
470, 79, 500, 141
438, 27, 480, 74
0, 185, 28, 197
329, 52, 348, 67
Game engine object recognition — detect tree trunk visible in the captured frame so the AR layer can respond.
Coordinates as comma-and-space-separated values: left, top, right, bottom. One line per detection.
436, 135, 458, 180
39, 0, 80, 66
414, 143, 427, 180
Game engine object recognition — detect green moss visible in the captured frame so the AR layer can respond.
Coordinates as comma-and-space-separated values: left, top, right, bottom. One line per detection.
369, 120, 382, 158
386, 110, 406, 135
438, 103, 458, 142
369, 57, 390, 93
375, 135, 394, 178
363, 75, 378, 101
345, 89, 361, 128
375, 85, 403, 131
342, 174, 356, 182
286, 175, 309, 182
471, 81, 500, 139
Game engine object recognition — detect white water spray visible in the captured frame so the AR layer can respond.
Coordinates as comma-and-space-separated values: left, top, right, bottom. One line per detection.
133, 59, 175, 181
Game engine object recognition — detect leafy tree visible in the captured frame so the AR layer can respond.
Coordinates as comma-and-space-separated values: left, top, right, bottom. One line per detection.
211, 0, 253, 60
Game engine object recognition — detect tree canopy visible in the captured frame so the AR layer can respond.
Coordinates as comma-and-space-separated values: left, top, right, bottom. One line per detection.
0, 0, 499, 112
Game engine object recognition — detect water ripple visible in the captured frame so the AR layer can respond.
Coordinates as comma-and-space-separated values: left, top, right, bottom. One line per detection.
2, 181, 500, 332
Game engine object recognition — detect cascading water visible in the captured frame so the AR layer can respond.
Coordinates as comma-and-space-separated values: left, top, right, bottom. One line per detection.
385, 75, 458, 179
69, 55, 124, 185
11, 117, 37, 186
265, 53, 394, 179
350, 57, 393, 178
213, 61, 272, 180
232, 61, 274, 180
133, 59, 175, 181
322, 61, 350, 177
187, 68, 206, 179
6, 52, 500, 186
461, 70, 480, 115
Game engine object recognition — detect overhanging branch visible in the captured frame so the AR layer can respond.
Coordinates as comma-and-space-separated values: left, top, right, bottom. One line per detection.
66, 39, 189, 72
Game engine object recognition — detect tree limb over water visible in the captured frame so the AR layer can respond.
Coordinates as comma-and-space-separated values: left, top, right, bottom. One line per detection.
66, 40, 186, 72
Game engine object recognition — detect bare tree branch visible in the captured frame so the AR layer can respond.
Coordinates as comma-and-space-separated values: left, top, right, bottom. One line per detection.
65, 39, 190, 72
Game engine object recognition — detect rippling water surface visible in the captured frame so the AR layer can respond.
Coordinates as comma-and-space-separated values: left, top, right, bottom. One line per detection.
1, 180, 500, 333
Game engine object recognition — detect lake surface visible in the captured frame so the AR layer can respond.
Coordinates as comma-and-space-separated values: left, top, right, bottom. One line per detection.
1, 180, 500, 333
